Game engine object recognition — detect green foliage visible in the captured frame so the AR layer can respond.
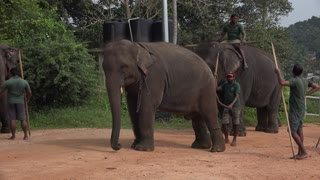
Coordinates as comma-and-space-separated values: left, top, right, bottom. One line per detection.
0, 0, 98, 107
287, 16, 320, 74
29, 90, 192, 130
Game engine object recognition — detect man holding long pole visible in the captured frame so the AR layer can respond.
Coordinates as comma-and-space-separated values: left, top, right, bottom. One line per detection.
275, 64, 320, 159
0, 67, 32, 140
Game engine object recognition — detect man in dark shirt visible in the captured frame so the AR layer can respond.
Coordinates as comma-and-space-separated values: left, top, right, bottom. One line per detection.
275, 64, 320, 159
0, 68, 32, 140
217, 73, 241, 146
217, 14, 247, 68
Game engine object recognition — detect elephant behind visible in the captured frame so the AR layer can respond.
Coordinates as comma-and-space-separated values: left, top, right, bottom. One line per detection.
0, 44, 19, 133
103, 40, 225, 152
196, 42, 281, 134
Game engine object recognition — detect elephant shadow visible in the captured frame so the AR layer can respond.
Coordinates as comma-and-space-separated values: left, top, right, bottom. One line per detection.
40, 138, 191, 152
41, 138, 115, 152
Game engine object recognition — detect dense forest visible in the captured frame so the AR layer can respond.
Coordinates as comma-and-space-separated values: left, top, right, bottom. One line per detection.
0, 0, 319, 108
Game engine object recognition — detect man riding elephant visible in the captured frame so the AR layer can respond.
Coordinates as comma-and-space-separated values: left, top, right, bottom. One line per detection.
217, 14, 248, 69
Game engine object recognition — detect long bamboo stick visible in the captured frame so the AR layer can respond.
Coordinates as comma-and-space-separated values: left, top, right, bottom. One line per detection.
18, 49, 31, 136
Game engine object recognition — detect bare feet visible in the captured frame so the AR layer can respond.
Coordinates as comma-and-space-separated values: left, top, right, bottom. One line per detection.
231, 141, 237, 146
8, 136, 15, 140
289, 155, 297, 159
296, 153, 309, 160
23, 136, 28, 140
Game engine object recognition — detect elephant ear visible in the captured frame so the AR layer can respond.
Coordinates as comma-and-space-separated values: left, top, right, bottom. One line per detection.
5, 47, 19, 71
135, 43, 155, 75
221, 48, 241, 74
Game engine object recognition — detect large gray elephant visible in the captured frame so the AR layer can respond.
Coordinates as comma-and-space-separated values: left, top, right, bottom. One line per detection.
195, 42, 281, 134
0, 44, 19, 133
103, 39, 225, 152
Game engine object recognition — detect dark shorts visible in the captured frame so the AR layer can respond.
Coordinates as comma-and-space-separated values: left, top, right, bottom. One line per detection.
289, 111, 304, 133
8, 103, 26, 121
222, 108, 240, 125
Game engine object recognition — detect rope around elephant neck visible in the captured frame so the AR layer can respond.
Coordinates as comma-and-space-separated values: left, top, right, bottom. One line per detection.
136, 79, 143, 113
136, 75, 150, 113
213, 52, 229, 108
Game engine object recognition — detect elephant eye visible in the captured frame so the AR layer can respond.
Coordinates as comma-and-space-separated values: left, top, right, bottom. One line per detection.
120, 65, 128, 73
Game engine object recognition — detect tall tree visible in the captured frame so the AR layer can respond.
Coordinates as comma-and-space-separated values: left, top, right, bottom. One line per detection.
287, 16, 320, 74
0, 0, 98, 107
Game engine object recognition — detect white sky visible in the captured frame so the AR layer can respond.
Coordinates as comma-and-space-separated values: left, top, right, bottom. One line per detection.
280, 0, 320, 27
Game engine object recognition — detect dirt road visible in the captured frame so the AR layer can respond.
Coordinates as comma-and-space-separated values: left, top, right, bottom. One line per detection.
0, 124, 320, 180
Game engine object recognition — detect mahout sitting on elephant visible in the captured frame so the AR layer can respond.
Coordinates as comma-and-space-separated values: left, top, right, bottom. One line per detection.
103, 39, 225, 152
0, 44, 19, 133
196, 42, 281, 134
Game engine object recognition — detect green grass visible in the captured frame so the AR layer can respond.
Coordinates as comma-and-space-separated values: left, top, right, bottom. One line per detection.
29, 90, 193, 131
28, 89, 320, 131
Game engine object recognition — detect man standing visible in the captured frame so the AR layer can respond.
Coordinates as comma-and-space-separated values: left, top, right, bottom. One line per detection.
217, 14, 247, 68
217, 73, 241, 146
0, 67, 31, 140
275, 64, 320, 159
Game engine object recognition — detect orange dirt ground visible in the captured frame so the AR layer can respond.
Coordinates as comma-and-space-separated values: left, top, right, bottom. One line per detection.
0, 123, 320, 180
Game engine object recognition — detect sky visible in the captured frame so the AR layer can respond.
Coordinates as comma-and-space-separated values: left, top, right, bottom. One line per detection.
280, 0, 320, 27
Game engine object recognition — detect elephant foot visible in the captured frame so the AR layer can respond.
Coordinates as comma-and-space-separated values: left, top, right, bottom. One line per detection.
131, 140, 154, 151
192, 126, 211, 149
210, 129, 226, 152
238, 130, 247, 137
191, 138, 211, 149
264, 128, 278, 133
0, 127, 10, 134
255, 126, 265, 132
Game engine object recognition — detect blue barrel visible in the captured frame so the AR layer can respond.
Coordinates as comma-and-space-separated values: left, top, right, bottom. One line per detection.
151, 19, 174, 42
129, 18, 154, 42
103, 19, 129, 43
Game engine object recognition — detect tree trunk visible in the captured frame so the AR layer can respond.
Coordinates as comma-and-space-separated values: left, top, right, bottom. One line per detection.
124, 0, 130, 18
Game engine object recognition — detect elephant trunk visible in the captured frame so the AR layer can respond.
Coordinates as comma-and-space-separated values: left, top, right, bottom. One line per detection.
106, 75, 122, 150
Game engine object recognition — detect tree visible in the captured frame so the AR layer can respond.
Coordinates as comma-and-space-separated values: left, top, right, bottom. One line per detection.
0, 0, 98, 107
287, 16, 320, 74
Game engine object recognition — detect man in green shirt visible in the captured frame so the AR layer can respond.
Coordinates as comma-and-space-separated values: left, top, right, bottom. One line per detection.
275, 64, 320, 159
217, 14, 247, 68
217, 73, 241, 146
0, 68, 32, 140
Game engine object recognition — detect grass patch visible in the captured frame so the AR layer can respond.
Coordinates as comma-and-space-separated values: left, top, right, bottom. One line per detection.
28, 88, 319, 131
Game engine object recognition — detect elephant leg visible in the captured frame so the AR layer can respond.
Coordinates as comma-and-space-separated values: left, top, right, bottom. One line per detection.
200, 100, 225, 152
265, 110, 279, 133
129, 93, 156, 151
0, 116, 10, 133
126, 94, 141, 148
0, 104, 10, 133
256, 107, 268, 132
191, 115, 211, 149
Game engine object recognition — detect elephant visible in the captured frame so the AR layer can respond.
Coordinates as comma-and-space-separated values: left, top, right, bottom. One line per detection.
103, 39, 225, 152
0, 44, 19, 133
195, 42, 281, 134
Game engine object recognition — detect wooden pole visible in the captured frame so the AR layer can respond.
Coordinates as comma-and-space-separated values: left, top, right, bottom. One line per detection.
316, 136, 320, 148
271, 42, 295, 161
214, 52, 220, 78
18, 49, 31, 136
